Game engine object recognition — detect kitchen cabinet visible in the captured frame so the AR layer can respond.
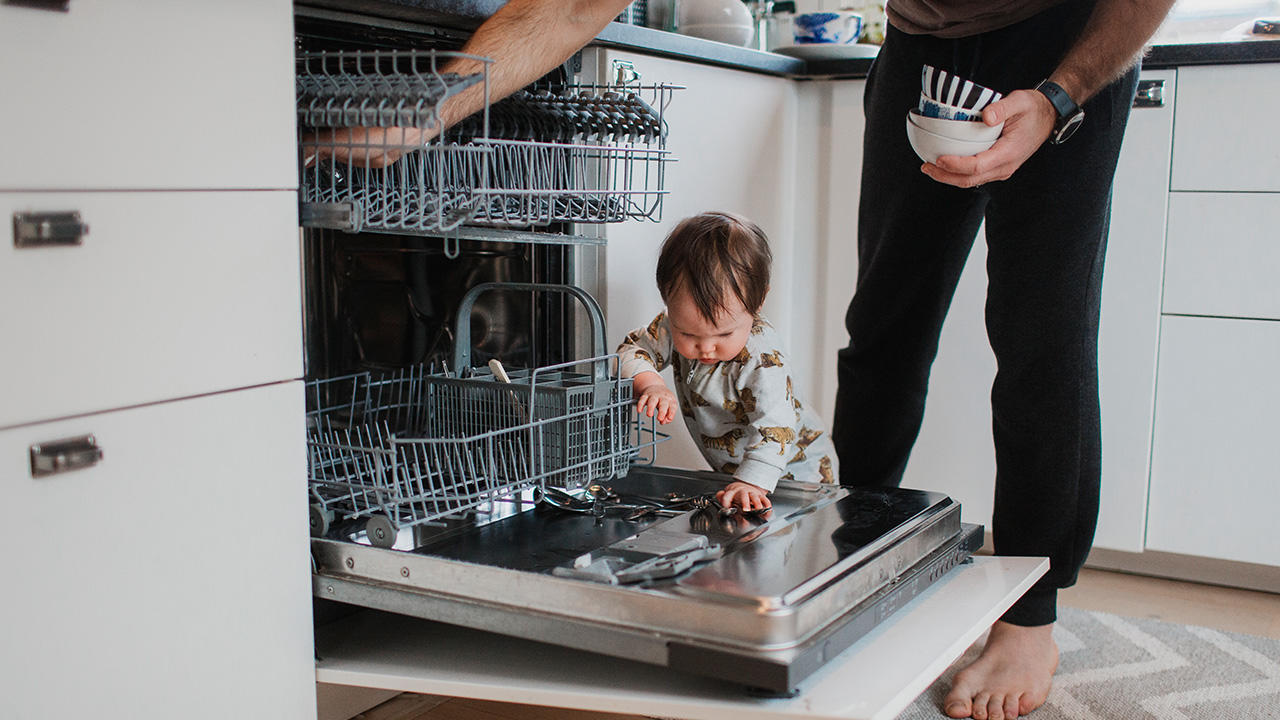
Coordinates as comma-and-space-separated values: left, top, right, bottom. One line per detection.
596, 48, 801, 471
0, 191, 303, 429
1145, 315, 1280, 566
1162, 192, 1280, 321
810, 79, 867, 427
0, 1, 316, 717
0, 0, 297, 191
2, 383, 315, 719
898, 72, 1176, 555
1142, 64, 1280, 570
1170, 64, 1280, 192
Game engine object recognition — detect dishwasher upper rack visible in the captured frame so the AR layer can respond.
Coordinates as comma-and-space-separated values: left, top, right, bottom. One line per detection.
297, 48, 678, 234
304, 358, 662, 548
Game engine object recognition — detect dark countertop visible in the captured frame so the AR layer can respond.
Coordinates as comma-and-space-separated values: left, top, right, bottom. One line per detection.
295, 0, 1280, 78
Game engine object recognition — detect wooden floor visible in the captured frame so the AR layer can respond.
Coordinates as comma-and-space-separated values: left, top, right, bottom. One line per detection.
324, 567, 1280, 720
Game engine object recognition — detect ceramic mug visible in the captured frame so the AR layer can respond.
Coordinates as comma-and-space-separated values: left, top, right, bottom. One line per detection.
792, 11, 864, 45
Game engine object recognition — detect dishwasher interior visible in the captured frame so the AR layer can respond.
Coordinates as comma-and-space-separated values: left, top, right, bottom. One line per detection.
296, 9, 982, 695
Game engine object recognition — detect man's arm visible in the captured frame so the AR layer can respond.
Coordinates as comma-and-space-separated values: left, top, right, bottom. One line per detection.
924, 0, 1176, 188
438, 0, 636, 129
307, 0, 632, 167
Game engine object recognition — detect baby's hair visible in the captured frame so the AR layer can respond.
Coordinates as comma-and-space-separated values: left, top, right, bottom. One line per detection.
656, 211, 772, 322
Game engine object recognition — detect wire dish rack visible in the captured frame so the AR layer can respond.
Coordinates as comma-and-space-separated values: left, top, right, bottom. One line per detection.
304, 283, 662, 548
297, 49, 677, 234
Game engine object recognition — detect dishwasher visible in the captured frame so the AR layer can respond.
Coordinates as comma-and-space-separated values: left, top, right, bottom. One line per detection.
295, 9, 985, 696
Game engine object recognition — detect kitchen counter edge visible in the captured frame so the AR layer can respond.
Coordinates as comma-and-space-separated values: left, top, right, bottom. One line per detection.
294, 1, 1280, 78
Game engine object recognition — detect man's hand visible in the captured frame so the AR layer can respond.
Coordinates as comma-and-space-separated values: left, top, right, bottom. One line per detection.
921, 88, 1057, 188
632, 372, 679, 425
302, 126, 437, 169
717, 480, 772, 512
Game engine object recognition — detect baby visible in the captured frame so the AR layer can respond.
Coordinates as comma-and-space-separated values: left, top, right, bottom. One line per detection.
617, 211, 838, 511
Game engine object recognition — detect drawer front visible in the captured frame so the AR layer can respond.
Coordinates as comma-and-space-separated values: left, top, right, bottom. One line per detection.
1146, 316, 1280, 567
1171, 65, 1280, 192
0, 191, 303, 428
0, 0, 295, 190
1162, 192, 1280, 320
2, 383, 316, 719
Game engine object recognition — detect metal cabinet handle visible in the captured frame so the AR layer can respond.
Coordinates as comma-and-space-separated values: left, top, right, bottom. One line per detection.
1134, 79, 1164, 108
30, 435, 103, 478
2, 0, 70, 10
13, 211, 89, 248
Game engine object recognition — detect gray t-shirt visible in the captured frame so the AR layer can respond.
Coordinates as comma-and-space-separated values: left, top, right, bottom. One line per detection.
887, 0, 1067, 38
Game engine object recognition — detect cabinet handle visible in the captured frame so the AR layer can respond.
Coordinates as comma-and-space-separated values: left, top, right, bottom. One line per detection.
13, 211, 89, 248
1, 0, 70, 10
30, 435, 103, 478
1134, 79, 1164, 108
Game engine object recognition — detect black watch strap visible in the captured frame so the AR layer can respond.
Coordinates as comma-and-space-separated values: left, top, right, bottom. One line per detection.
1035, 79, 1085, 144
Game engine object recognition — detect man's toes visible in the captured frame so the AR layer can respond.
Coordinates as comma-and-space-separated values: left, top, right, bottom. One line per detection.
944, 671, 978, 718
942, 691, 967, 712
971, 692, 991, 720
986, 694, 1007, 720
944, 697, 972, 719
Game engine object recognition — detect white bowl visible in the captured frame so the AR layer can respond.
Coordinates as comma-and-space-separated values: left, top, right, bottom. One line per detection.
905, 115, 995, 164
677, 0, 753, 27
680, 23, 755, 46
908, 109, 1003, 143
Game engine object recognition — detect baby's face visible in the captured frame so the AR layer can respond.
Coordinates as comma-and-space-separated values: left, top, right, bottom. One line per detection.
666, 289, 755, 365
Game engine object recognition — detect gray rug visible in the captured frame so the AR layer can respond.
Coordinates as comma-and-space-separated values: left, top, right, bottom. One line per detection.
896, 606, 1280, 719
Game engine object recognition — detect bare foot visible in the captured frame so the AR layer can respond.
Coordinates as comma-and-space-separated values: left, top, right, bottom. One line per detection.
943, 621, 1058, 719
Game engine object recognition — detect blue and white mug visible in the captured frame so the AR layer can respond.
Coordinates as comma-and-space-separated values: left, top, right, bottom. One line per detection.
792, 11, 864, 45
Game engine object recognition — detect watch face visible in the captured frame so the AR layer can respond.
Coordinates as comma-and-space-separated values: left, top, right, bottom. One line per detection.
1053, 111, 1085, 144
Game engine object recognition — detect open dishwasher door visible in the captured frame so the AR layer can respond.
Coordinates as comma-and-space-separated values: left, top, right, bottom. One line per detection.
312, 465, 994, 695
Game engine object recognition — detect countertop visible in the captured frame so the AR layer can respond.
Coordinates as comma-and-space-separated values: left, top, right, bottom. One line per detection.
296, 0, 1280, 78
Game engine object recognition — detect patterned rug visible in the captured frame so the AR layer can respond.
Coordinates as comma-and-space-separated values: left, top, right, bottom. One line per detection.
896, 606, 1280, 719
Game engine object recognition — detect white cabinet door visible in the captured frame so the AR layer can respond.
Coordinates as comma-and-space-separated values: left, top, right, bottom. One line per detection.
813, 79, 866, 429
1163, 192, 1280, 321
598, 49, 798, 471
902, 72, 1175, 547
0, 0, 296, 191
1093, 70, 1175, 552
1170, 65, 1280, 192
0, 191, 303, 429
1146, 315, 1280, 567
1, 382, 316, 720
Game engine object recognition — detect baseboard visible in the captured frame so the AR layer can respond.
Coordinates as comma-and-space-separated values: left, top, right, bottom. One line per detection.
981, 530, 1280, 595
1084, 547, 1280, 595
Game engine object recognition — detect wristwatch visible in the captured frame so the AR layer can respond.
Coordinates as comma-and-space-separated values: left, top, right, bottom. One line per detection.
1035, 79, 1085, 145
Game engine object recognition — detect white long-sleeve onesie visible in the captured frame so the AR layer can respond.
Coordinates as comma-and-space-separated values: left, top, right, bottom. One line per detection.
617, 312, 838, 492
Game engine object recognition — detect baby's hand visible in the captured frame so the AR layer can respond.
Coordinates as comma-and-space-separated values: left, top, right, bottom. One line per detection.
717, 481, 772, 512
635, 383, 679, 425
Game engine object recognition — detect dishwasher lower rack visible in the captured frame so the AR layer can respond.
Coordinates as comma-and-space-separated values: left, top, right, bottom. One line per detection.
305, 358, 661, 546
297, 48, 678, 234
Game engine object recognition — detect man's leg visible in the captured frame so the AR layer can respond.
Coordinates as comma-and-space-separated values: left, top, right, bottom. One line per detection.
832, 24, 988, 487
944, 53, 1139, 720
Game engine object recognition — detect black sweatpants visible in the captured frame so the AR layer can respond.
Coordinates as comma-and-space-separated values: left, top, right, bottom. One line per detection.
831, 0, 1139, 626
